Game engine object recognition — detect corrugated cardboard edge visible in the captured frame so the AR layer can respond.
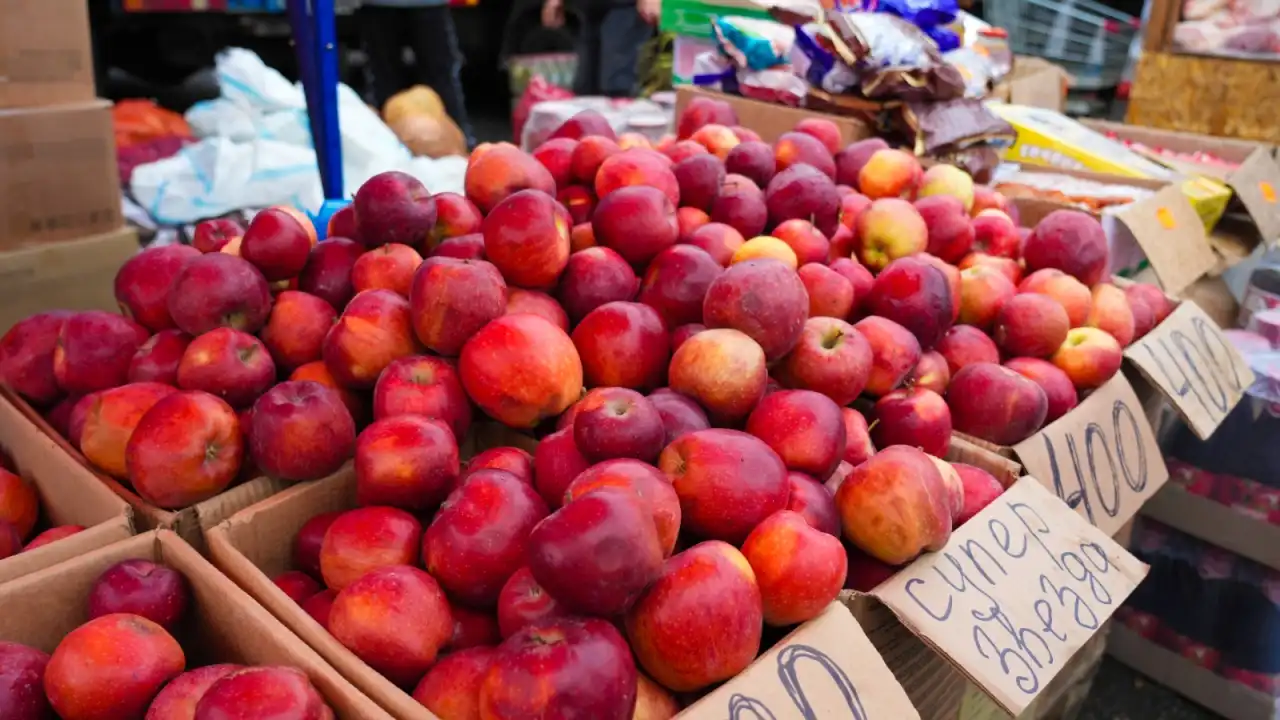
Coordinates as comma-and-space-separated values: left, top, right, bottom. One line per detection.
0, 530, 393, 720
0, 383, 134, 584
948, 435, 1021, 488
0, 517, 132, 585
206, 466, 438, 720
1108, 624, 1279, 720
0, 386, 287, 548
673, 86, 874, 145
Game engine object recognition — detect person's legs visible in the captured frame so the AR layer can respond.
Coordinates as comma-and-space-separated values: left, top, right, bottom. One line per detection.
571, 7, 602, 95
360, 6, 409, 107
597, 6, 653, 97
405, 5, 476, 148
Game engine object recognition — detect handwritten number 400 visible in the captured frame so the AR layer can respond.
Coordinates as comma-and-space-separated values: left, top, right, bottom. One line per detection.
1141, 318, 1248, 422
727, 644, 870, 720
1043, 400, 1148, 525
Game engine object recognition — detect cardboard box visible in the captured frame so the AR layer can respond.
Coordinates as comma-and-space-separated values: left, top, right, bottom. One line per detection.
0, 530, 392, 720
0, 384, 133, 584
0, 0, 96, 108
846, 474, 1148, 718
990, 57, 1073, 113
207, 463, 923, 720
674, 86, 874, 146
1, 386, 288, 550
0, 226, 139, 334
1108, 624, 1276, 720
0, 101, 122, 250
1081, 119, 1280, 248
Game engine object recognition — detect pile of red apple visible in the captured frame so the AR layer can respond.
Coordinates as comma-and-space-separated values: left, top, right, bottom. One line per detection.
0, 558, 333, 719
0, 90, 1176, 716
0, 459, 86, 560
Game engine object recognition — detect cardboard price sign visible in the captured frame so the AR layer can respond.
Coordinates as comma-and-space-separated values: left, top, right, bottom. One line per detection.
1113, 186, 1217, 296
1225, 150, 1280, 246
1014, 375, 1169, 536
688, 603, 921, 719
1125, 301, 1256, 440
872, 478, 1148, 717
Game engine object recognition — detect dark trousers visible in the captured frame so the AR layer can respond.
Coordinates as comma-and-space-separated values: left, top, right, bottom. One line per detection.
572, 6, 654, 97
361, 5, 475, 147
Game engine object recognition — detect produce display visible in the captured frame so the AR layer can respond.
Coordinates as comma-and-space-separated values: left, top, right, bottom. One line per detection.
0, 558, 334, 719
0, 460, 84, 560
0, 92, 1182, 717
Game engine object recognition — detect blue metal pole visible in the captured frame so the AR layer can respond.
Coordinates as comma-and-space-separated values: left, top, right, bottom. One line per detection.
288, 0, 348, 233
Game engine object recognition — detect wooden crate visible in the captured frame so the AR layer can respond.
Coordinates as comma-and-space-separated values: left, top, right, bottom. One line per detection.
1128, 52, 1280, 144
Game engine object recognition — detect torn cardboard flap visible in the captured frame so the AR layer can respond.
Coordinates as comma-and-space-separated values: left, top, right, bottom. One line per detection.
871, 477, 1148, 717
683, 602, 922, 719
1124, 300, 1255, 440
1113, 185, 1217, 295
1013, 374, 1170, 536
1224, 149, 1280, 246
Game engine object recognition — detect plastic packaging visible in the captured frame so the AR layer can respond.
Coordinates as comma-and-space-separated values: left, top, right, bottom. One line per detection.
823, 11, 966, 101
738, 68, 809, 106
713, 16, 795, 71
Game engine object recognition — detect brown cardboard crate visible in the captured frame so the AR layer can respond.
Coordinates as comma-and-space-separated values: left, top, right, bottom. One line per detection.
2, 386, 288, 550
206, 461, 925, 720
0, 0, 96, 108
0, 382, 133, 584
0, 101, 123, 250
0, 227, 139, 334
0, 530, 391, 719
673, 86, 874, 145
990, 57, 1072, 113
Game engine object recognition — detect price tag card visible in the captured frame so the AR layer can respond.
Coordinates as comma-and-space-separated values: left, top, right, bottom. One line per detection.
685, 602, 921, 720
1115, 187, 1217, 296
1226, 150, 1280, 246
872, 478, 1148, 717
1125, 301, 1256, 440
1014, 374, 1169, 536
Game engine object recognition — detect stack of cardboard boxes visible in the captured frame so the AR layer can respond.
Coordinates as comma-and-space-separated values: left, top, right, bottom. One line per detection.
0, 0, 139, 332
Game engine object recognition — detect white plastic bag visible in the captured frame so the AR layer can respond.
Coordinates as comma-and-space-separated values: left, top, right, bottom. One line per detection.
130, 48, 466, 224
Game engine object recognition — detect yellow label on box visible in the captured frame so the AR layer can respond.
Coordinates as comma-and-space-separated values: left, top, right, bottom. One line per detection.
992, 104, 1232, 233
1262, 181, 1277, 203
992, 104, 1174, 178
